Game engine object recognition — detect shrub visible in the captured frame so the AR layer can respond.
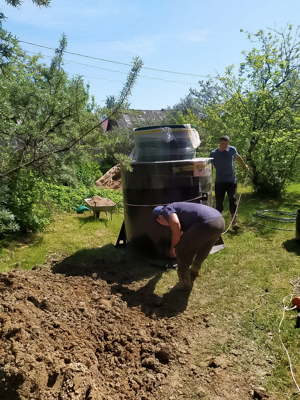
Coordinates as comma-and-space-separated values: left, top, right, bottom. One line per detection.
43, 183, 124, 212
6, 172, 53, 232
76, 161, 103, 188
0, 208, 19, 236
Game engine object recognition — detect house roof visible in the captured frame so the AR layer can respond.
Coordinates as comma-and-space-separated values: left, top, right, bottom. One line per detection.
117, 110, 164, 128
101, 109, 165, 131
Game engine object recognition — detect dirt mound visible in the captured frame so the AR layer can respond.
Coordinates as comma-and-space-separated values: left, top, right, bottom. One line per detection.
0, 259, 276, 400
86, 196, 116, 207
96, 166, 121, 191
0, 266, 191, 400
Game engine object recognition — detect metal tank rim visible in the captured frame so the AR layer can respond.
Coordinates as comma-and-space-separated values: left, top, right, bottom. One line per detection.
129, 157, 214, 165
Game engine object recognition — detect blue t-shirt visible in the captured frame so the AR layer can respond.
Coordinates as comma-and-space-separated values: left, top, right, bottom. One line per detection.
162, 202, 222, 232
209, 146, 238, 183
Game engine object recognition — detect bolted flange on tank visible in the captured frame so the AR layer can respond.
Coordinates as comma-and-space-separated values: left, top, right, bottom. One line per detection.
118, 124, 213, 267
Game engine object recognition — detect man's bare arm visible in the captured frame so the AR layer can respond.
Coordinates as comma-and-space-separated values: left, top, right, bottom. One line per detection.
236, 154, 249, 170
169, 213, 182, 257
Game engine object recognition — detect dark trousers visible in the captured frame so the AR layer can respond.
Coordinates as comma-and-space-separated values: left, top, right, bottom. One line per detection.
215, 182, 237, 215
175, 217, 225, 273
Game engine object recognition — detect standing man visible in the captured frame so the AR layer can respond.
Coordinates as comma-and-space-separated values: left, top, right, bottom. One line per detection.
153, 202, 225, 291
209, 135, 249, 230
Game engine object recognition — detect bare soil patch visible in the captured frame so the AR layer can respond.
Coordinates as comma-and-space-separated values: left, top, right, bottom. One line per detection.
0, 255, 276, 400
96, 166, 122, 191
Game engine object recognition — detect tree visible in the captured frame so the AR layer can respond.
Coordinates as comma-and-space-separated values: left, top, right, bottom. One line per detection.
1, 0, 51, 27
0, 34, 143, 180
97, 109, 178, 171
4, 0, 50, 8
173, 92, 202, 116
191, 25, 300, 196
0, 31, 143, 231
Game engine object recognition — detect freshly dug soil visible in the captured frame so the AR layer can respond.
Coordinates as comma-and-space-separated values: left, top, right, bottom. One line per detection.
0, 256, 276, 400
86, 196, 116, 207
96, 166, 122, 191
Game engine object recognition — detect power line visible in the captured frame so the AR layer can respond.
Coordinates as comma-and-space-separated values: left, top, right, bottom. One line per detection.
19, 40, 211, 79
26, 51, 167, 88
26, 50, 200, 85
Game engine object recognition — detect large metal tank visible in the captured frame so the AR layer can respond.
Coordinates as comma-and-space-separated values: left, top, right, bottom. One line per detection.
120, 125, 213, 266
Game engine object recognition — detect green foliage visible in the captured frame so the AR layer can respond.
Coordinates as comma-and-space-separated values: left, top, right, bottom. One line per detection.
1, 0, 50, 26
0, 33, 102, 180
0, 35, 143, 181
98, 109, 178, 168
4, 172, 53, 232
0, 28, 142, 232
190, 25, 300, 196
0, 175, 123, 233
4, 0, 51, 7
42, 182, 123, 212
76, 161, 102, 188
42, 182, 89, 212
99, 160, 115, 175
175, 108, 202, 131
99, 124, 135, 163
0, 208, 19, 235
173, 92, 202, 116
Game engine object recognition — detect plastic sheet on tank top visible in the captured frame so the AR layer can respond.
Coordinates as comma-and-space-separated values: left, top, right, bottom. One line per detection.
132, 124, 200, 162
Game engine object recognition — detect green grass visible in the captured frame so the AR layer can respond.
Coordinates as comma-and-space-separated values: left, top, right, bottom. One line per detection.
213, 193, 300, 398
1, 186, 300, 399
0, 211, 124, 272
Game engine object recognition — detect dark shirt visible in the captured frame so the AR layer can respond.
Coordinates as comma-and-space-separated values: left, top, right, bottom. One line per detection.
162, 202, 222, 232
209, 145, 238, 183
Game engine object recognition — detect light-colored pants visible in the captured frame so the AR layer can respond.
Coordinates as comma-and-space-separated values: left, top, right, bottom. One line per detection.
175, 217, 225, 273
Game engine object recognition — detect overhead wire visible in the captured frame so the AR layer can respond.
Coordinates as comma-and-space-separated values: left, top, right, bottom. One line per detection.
26, 50, 200, 86
19, 40, 212, 78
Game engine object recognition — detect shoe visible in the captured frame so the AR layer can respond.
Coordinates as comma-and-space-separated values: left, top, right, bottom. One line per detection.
231, 214, 240, 230
232, 222, 239, 230
175, 270, 193, 291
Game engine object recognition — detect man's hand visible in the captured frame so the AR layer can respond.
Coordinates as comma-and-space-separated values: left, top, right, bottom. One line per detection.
170, 247, 177, 258
236, 154, 249, 171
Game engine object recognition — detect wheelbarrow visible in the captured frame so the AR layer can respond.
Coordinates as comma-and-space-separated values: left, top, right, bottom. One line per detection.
84, 198, 116, 220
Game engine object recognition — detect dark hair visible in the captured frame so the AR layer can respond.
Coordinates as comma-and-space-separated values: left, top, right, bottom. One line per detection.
219, 135, 230, 141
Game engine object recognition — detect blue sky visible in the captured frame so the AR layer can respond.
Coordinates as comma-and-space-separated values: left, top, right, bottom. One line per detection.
1, 0, 300, 110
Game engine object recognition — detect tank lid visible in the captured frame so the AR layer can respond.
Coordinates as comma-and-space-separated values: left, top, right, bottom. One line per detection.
134, 124, 196, 132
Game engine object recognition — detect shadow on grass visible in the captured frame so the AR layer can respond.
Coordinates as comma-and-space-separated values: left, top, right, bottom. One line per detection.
52, 244, 191, 318
75, 214, 114, 228
0, 231, 39, 250
282, 239, 300, 256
